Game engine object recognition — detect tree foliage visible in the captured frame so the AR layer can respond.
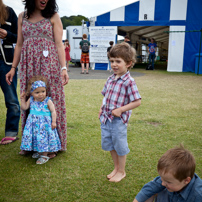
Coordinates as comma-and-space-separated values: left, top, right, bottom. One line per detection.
61, 15, 89, 29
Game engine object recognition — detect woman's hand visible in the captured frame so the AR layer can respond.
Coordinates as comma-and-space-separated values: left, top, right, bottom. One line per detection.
0, 28, 7, 39
6, 68, 16, 85
61, 69, 69, 85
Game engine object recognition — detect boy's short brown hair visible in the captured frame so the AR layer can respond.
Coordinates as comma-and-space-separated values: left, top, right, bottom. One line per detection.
108, 42, 136, 70
82, 34, 87, 39
157, 145, 195, 181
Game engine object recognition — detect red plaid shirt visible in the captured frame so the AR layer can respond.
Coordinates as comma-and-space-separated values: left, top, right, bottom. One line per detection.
100, 71, 141, 126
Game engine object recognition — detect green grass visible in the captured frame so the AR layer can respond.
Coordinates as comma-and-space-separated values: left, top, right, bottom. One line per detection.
0, 69, 202, 202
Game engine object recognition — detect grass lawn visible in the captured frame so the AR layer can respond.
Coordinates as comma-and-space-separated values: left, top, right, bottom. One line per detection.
0, 69, 202, 202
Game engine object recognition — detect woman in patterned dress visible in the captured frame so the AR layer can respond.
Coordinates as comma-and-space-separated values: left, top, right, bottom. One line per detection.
6, 0, 69, 156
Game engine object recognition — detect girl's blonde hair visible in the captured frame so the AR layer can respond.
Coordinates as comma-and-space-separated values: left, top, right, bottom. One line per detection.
0, 0, 8, 25
26, 75, 49, 96
108, 42, 136, 70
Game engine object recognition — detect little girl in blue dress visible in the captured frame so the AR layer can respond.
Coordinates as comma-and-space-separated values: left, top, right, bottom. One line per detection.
20, 75, 61, 164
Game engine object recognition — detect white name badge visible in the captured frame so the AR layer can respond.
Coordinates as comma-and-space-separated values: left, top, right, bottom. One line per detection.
43, 50, 49, 57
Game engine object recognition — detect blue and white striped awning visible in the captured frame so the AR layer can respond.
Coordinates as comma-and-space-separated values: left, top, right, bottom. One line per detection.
90, 0, 202, 73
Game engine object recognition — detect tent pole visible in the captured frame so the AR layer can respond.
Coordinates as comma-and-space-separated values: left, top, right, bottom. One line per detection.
197, 29, 202, 75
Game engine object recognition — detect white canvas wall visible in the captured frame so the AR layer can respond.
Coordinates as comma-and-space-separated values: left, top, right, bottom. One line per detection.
110, 7, 125, 21
139, 0, 155, 21
170, 0, 188, 20
167, 26, 185, 72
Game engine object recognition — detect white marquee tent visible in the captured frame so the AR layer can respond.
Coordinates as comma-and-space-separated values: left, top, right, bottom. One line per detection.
90, 0, 202, 72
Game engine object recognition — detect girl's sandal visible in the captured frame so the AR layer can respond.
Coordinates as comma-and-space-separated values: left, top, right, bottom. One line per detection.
32, 152, 41, 159
36, 156, 50, 164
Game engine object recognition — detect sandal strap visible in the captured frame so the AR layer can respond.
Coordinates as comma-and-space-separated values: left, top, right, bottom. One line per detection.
36, 155, 50, 164
40, 155, 50, 160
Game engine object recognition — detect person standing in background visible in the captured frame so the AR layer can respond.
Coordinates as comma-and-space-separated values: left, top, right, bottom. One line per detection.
79, 34, 90, 74
124, 35, 132, 46
147, 38, 157, 70
0, 0, 20, 145
64, 39, 70, 72
107, 41, 114, 73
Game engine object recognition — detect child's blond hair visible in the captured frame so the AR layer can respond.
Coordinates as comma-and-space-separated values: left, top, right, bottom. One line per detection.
26, 75, 49, 96
157, 145, 195, 181
108, 42, 136, 69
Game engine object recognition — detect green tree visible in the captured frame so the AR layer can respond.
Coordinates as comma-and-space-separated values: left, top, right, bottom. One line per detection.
61, 15, 89, 29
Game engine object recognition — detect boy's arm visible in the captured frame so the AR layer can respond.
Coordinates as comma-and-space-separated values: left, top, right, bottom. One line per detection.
134, 176, 165, 202
99, 82, 108, 118
112, 99, 141, 117
20, 92, 30, 111
47, 99, 57, 129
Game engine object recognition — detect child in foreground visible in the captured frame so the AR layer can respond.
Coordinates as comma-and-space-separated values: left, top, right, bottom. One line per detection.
99, 43, 141, 182
133, 146, 202, 202
20, 76, 61, 164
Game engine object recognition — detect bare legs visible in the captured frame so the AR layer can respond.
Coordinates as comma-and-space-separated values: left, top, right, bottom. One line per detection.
66, 61, 70, 72
107, 150, 126, 182
81, 63, 85, 73
86, 63, 89, 73
107, 150, 119, 179
81, 63, 89, 73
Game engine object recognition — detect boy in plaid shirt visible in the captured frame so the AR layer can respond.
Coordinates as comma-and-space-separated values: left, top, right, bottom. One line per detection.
99, 43, 141, 182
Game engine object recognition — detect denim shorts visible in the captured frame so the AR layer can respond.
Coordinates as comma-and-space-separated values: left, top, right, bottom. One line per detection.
100, 117, 130, 156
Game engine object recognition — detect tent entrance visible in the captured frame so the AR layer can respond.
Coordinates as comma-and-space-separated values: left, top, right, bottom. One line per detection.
118, 25, 169, 69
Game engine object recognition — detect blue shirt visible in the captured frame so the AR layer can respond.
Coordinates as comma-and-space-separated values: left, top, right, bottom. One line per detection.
148, 43, 157, 54
135, 174, 202, 202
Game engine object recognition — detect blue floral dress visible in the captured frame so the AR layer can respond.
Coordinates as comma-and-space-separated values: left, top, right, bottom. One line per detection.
20, 96, 61, 152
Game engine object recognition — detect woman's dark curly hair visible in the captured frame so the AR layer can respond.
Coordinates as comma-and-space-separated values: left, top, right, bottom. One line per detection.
22, 0, 58, 18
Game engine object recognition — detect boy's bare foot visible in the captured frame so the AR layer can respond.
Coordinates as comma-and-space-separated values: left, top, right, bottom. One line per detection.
107, 169, 118, 179
109, 171, 126, 182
